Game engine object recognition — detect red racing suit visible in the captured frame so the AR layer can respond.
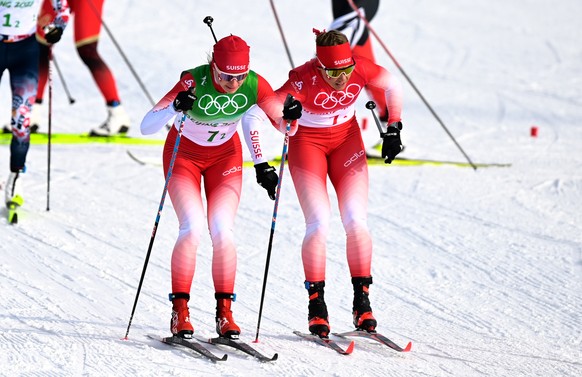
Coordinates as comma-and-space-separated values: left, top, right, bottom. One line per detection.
278, 55, 402, 281
141, 65, 286, 295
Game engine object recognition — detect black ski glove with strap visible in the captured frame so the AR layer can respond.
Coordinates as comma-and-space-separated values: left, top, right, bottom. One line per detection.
283, 98, 302, 121
254, 162, 278, 200
45, 27, 64, 44
382, 122, 403, 164
173, 89, 196, 112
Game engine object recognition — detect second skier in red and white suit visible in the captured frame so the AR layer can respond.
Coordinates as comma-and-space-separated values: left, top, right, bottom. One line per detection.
243, 29, 404, 338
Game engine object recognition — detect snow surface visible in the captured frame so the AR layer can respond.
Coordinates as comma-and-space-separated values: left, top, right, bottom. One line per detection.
1, 0, 581, 376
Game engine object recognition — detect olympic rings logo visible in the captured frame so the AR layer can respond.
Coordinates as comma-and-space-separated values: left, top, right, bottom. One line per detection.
198, 93, 249, 116
313, 83, 362, 110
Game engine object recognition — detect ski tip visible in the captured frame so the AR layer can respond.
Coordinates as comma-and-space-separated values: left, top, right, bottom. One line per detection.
345, 340, 355, 354
126, 150, 146, 165
8, 194, 24, 206
402, 341, 412, 352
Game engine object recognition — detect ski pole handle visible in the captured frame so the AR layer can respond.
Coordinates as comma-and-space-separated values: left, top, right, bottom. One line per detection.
203, 16, 218, 43
365, 101, 385, 136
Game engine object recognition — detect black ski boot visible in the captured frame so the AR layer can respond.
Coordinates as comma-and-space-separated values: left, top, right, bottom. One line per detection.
305, 281, 330, 338
352, 276, 377, 332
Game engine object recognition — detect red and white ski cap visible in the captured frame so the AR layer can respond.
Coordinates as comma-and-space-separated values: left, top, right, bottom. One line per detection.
213, 35, 250, 74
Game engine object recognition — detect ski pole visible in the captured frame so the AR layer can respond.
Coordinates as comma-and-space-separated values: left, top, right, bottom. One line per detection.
367, 100, 405, 163
269, 0, 295, 69
123, 104, 193, 339
367, 100, 412, 163
365, 101, 386, 136
52, 53, 75, 104
254, 95, 294, 343
203, 16, 218, 43
46, 47, 53, 211
346, 0, 477, 170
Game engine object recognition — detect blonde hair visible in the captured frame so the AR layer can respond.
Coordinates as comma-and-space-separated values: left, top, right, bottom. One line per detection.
316, 30, 349, 47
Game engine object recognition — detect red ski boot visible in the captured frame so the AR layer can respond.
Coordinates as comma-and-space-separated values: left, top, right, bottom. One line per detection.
169, 293, 194, 338
215, 293, 241, 339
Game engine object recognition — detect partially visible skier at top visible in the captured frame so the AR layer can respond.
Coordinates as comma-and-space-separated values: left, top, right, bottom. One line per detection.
330, 0, 389, 122
34, 0, 130, 136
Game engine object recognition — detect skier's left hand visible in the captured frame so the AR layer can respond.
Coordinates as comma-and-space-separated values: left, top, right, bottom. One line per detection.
381, 122, 403, 164
254, 162, 278, 200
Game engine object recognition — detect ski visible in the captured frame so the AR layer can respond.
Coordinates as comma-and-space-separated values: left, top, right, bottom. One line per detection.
198, 336, 278, 362
126, 150, 162, 166
0, 132, 164, 146
126, 149, 508, 169
365, 147, 511, 168
6, 195, 24, 224
147, 334, 228, 362
333, 330, 412, 352
293, 331, 355, 355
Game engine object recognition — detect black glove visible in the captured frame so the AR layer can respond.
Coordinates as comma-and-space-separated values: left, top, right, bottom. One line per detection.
283, 98, 302, 121
45, 27, 63, 44
254, 162, 278, 200
381, 122, 403, 164
173, 89, 196, 112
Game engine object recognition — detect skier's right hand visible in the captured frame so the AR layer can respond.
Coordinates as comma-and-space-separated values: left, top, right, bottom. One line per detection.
173, 89, 196, 112
254, 162, 278, 200
283, 98, 302, 121
45, 14, 68, 44
280, 95, 302, 136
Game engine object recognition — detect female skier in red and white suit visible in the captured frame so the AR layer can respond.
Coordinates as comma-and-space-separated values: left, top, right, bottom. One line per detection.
141, 35, 301, 340
243, 29, 403, 338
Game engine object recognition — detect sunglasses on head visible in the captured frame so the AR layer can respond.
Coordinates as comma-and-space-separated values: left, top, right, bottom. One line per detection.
213, 63, 249, 82
316, 57, 355, 78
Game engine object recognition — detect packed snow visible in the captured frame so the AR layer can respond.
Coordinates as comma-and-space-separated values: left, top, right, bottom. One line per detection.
1, 0, 581, 376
